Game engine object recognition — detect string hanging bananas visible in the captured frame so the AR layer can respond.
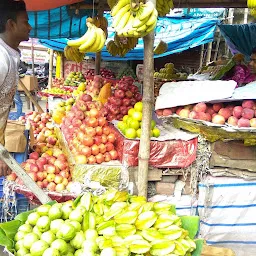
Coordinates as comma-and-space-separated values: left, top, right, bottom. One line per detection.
111, 0, 158, 38
154, 40, 168, 55
67, 18, 106, 54
107, 34, 138, 57
156, 0, 174, 17
64, 46, 85, 63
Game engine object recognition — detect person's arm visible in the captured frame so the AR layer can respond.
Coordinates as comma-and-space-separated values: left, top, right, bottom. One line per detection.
0, 51, 12, 176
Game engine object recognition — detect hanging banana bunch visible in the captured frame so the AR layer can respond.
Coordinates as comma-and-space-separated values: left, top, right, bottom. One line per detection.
92, 15, 109, 38
154, 40, 168, 55
156, 0, 174, 17
248, 0, 256, 8
67, 18, 106, 54
111, 0, 158, 38
107, 34, 138, 56
64, 46, 85, 63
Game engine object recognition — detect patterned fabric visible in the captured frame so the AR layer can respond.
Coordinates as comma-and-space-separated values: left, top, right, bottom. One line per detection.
0, 38, 20, 145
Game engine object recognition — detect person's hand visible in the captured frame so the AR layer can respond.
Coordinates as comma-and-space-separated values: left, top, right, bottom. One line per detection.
0, 160, 11, 177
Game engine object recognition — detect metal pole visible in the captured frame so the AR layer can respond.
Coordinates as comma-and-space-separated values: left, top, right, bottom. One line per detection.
199, 44, 205, 69
138, 0, 155, 198
244, 8, 249, 24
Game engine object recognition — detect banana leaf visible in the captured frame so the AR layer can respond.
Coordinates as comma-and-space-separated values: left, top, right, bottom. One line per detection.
192, 239, 204, 256
180, 216, 200, 239
0, 220, 21, 241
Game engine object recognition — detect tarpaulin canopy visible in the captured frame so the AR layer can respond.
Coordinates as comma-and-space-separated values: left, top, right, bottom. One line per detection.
40, 14, 218, 60
24, 0, 83, 11
219, 24, 256, 58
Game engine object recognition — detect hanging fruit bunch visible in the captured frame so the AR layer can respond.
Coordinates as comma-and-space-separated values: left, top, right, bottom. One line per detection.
156, 0, 174, 17
92, 15, 109, 38
107, 34, 138, 57
64, 46, 85, 63
67, 18, 106, 53
111, 0, 158, 38
154, 40, 168, 55
248, 0, 256, 17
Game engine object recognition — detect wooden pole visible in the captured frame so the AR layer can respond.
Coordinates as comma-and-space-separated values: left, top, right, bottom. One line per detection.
0, 144, 51, 204
19, 79, 44, 113
206, 42, 212, 65
199, 44, 205, 69
48, 49, 54, 88
138, 0, 155, 198
95, 51, 101, 75
225, 8, 234, 56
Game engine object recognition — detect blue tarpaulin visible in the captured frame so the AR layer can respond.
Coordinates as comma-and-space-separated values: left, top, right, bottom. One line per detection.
219, 24, 256, 58
39, 13, 218, 61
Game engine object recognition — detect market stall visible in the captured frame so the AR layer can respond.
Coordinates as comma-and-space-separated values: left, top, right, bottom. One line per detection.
2, 0, 255, 255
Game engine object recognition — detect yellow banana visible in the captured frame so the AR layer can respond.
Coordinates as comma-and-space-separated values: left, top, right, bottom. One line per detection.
86, 28, 100, 53
115, 11, 131, 31
118, 12, 135, 36
139, 2, 155, 21
67, 30, 90, 47
146, 8, 158, 26
112, 4, 131, 28
136, 24, 147, 32
96, 29, 106, 52
146, 19, 157, 33
111, 0, 131, 17
133, 10, 150, 28
79, 26, 97, 52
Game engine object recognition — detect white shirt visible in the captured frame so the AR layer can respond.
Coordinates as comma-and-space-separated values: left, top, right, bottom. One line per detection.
0, 38, 20, 144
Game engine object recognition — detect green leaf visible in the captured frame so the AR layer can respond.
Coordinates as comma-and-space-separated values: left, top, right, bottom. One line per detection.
0, 227, 14, 250
15, 209, 35, 224
180, 216, 200, 239
0, 220, 21, 241
192, 239, 204, 256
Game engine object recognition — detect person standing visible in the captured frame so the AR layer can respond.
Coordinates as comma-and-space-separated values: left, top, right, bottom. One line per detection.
0, 0, 32, 176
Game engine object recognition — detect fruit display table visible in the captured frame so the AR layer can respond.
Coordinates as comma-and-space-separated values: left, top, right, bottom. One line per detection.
109, 124, 198, 168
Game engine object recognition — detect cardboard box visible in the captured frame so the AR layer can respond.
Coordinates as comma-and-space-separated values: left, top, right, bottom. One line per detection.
18, 75, 38, 91
210, 141, 256, 172
4, 121, 27, 153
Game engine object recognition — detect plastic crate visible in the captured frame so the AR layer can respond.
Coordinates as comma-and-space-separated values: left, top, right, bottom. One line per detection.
16, 198, 30, 214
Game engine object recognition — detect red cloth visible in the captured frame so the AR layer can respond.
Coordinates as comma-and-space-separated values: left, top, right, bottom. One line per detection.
110, 125, 198, 168
25, 0, 83, 11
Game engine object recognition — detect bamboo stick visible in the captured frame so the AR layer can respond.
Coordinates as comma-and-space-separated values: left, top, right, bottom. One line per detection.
95, 51, 101, 75
138, 0, 155, 198
48, 49, 54, 89
19, 79, 44, 113
0, 144, 51, 204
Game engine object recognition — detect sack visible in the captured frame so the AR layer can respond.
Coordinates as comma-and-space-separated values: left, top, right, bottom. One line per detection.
4, 121, 27, 153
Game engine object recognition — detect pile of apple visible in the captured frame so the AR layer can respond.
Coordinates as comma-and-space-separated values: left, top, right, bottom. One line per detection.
86, 75, 104, 98
52, 78, 65, 88
61, 94, 118, 164
104, 76, 142, 121
156, 99, 256, 128
118, 102, 161, 139
84, 68, 116, 79
22, 112, 52, 137
8, 150, 72, 192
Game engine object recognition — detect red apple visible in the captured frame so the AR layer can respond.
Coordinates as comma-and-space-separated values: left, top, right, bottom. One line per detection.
213, 103, 224, 112
101, 134, 108, 144
60, 170, 69, 179
75, 155, 87, 164
37, 181, 44, 189
109, 150, 118, 160
81, 94, 92, 102
103, 126, 110, 136
88, 155, 96, 164
193, 102, 207, 113
228, 116, 238, 126
89, 108, 99, 118
47, 181, 56, 191
218, 108, 232, 121
85, 127, 96, 137
94, 136, 102, 146
95, 126, 103, 136
242, 108, 254, 120
95, 153, 104, 164
30, 163, 39, 173
107, 133, 115, 143
87, 117, 98, 128
28, 172, 37, 182
212, 114, 225, 125
106, 142, 114, 152
83, 136, 94, 147
162, 109, 172, 116
104, 152, 111, 162
91, 145, 100, 156
122, 98, 131, 106
242, 100, 255, 109
114, 89, 125, 99
75, 110, 85, 120
7, 173, 17, 181
29, 152, 39, 160
80, 146, 92, 157
98, 143, 107, 154
54, 174, 63, 184
125, 90, 133, 98
98, 117, 106, 127
44, 164, 56, 174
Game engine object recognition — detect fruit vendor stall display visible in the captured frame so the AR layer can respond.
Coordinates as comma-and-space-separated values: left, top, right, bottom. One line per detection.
64, 71, 86, 87
84, 68, 116, 79
104, 76, 142, 121
1, 189, 202, 256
